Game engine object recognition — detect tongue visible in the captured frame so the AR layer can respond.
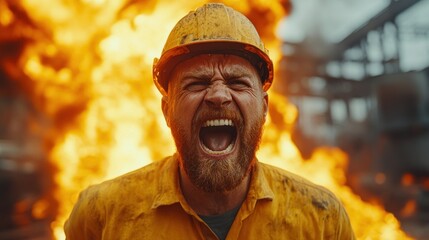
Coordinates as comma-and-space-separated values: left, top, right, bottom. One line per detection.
201, 127, 233, 151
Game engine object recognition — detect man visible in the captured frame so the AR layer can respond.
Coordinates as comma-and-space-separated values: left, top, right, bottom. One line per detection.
65, 3, 355, 240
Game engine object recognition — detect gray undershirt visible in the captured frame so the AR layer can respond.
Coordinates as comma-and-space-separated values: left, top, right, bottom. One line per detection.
199, 206, 241, 240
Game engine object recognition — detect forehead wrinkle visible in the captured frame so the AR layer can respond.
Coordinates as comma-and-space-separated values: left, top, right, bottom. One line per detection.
179, 60, 215, 80
172, 54, 260, 85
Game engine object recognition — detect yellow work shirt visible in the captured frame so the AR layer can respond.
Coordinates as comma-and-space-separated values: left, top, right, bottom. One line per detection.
64, 154, 356, 240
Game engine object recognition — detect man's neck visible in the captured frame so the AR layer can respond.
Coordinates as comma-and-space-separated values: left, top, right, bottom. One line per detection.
179, 166, 252, 216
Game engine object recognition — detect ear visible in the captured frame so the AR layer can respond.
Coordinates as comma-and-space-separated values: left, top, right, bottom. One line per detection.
161, 96, 170, 128
263, 92, 269, 120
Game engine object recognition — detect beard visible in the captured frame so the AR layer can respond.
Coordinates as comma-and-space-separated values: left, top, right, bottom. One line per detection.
170, 107, 265, 193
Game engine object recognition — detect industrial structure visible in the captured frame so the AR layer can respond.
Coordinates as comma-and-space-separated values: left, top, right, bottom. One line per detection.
279, 0, 429, 238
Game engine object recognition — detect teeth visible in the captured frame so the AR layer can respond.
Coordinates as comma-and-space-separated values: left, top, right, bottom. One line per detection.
202, 142, 234, 155
202, 119, 234, 127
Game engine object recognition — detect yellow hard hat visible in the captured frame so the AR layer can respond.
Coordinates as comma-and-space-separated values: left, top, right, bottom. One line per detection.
153, 3, 274, 96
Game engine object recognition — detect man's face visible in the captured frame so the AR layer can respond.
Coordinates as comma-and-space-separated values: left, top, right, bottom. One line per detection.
162, 54, 268, 192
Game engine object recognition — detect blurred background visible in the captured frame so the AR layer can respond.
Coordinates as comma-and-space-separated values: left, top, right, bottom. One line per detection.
0, 0, 428, 239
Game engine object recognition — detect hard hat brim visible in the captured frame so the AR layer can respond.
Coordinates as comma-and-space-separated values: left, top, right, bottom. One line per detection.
153, 40, 274, 96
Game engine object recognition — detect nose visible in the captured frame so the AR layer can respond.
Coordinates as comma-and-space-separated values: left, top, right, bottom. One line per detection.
204, 81, 232, 108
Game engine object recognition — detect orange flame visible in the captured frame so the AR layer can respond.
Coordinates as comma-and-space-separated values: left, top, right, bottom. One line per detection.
1, 0, 413, 239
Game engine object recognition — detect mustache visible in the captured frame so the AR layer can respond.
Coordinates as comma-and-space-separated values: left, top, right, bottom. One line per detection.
193, 107, 243, 127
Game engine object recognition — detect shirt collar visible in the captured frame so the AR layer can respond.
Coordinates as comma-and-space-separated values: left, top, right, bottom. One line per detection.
248, 159, 275, 200
151, 153, 183, 209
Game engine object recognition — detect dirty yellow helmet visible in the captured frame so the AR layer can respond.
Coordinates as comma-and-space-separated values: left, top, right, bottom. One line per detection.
153, 3, 274, 96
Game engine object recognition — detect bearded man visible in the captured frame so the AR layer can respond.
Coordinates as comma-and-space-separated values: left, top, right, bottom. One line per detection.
65, 3, 356, 240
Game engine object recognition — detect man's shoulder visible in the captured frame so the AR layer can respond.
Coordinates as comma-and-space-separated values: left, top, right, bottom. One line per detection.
258, 162, 341, 208
255, 162, 355, 239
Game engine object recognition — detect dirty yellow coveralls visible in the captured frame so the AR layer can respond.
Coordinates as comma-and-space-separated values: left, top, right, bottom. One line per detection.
64, 154, 356, 240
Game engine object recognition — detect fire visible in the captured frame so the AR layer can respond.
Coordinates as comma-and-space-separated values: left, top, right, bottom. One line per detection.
0, 0, 413, 239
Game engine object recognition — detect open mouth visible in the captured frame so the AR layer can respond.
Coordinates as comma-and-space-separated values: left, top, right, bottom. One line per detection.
199, 119, 237, 155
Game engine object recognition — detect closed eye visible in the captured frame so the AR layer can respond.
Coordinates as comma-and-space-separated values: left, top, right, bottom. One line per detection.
184, 79, 210, 91
228, 78, 251, 90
